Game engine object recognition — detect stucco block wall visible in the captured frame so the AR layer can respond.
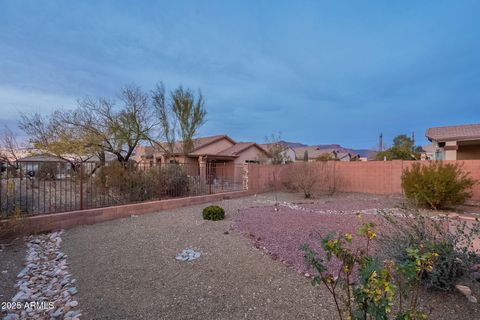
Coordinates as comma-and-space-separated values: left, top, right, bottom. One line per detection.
248, 160, 480, 202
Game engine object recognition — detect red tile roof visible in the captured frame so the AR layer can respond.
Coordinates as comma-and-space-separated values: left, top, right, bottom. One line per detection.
426, 124, 480, 142
216, 142, 257, 156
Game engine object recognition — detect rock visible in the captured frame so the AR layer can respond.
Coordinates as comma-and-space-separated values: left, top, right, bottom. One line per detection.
468, 295, 478, 303
11, 291, 25, 302
3, 313, 20, 320
472, 271, 480, 281
69, 300, 78, 307
456, 284, 472, 297
471, 264, 480, 272
52, 307, 64, 318
67, 287, 78, 296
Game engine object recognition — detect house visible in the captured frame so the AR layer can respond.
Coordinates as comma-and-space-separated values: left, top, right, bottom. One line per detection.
133, 135, 269, 184
292, 146, 360, 161
420, 145, 435, 160
426, 124, 480, 160
17, 153, 70, 178
258, 143, 296, 164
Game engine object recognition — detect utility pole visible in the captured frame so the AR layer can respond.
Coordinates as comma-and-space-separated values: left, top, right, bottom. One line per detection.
411, 131, 415, 151
379, 133, 384, 152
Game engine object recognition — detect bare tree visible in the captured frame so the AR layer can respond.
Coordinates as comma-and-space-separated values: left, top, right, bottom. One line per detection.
263, 133, 290, 164
21, 85, 157, 165
285, 162, 318, 198
0, 126, 25, 170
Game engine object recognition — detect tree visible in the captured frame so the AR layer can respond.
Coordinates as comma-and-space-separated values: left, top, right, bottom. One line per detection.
285, 162, 318, 198
303, 150, 309, 162
262, 133, 291, 165
152, 83, 207, 156
20, 112, 98, 167
315, 152, 334, 161
375, 134, 422, 160
0, 126, 26, 170
20, 85, 158, 165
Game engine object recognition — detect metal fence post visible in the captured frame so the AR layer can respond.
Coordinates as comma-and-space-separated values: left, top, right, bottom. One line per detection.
80, 163, 84, 210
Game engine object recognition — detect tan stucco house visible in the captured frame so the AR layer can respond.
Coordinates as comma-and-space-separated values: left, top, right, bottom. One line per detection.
133, 135, 268, 184
426, 124, 480, 160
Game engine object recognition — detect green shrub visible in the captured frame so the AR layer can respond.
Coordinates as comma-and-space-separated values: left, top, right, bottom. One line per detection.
379, 208, 480, 291
401, 162, 476, 210
302, 221, 436, 320
202, 205, 225, 221
161, 164, 189, 197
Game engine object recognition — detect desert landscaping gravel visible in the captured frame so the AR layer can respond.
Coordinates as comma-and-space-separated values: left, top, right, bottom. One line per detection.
0, 238, 25, 308
61, 193, 340, 320
3, 192, 480, 319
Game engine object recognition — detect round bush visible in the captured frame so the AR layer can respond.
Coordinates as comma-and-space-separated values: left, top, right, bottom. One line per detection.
202, 205, 225, 221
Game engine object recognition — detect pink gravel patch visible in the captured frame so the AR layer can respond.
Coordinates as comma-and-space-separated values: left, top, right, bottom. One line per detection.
233, 206, 388, 275
297, 195, 401, 212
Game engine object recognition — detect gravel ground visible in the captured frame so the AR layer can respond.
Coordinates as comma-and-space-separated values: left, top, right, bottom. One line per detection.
5, 191, 478, 319
234, 200, 480, 320
0, 238, 25, 306
233, 207, 388, 275
61, 193, 339, 320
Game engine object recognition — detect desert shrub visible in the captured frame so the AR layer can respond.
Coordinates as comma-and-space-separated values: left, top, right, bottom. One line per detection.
0, 207, 25, 240
401, 162, 476, 210
302, 220, 437, 320
202, 205, 225, 221
379, 208, 480, 291
161, 164, 189, 197
95, 162, 164, 202
284, 162, 318, 198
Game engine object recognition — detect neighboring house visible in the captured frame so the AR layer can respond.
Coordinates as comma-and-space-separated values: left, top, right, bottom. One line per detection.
426, 124, 480, 160
420, 145, 435, 160
133, 135, 269, 183
259, 143, 296, 164
292, 146, 360, 161
335, 151, 361, 162
17, 153, 70, 178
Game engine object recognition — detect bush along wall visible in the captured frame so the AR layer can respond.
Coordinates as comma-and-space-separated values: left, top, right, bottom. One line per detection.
202, 205, 225, 221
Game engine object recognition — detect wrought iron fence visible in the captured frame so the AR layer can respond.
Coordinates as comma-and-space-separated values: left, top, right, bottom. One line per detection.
0, 160, 247, 218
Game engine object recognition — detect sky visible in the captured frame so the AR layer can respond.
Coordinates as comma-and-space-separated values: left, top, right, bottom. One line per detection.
1, 0, 480, 149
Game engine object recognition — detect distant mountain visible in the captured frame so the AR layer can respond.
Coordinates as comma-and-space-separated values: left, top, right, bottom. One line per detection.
277, 140, 308, 148
278, 141, 374, 158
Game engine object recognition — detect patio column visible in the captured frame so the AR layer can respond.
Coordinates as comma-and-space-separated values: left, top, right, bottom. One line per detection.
199, 156, 206, 184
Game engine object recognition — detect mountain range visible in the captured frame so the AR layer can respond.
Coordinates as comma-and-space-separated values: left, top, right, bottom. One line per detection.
278, 141, 375, 158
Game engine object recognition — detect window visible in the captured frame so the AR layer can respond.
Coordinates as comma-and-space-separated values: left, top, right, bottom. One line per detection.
435, 149, 444, 160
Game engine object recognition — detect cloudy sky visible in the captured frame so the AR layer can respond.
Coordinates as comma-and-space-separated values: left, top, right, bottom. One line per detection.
1, 1, 479, 149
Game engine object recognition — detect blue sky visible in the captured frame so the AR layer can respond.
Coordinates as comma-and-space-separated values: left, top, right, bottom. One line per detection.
1, 1, 479, 149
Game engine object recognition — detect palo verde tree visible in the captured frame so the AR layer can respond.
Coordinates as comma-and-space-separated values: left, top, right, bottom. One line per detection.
151, 83, 207, 156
